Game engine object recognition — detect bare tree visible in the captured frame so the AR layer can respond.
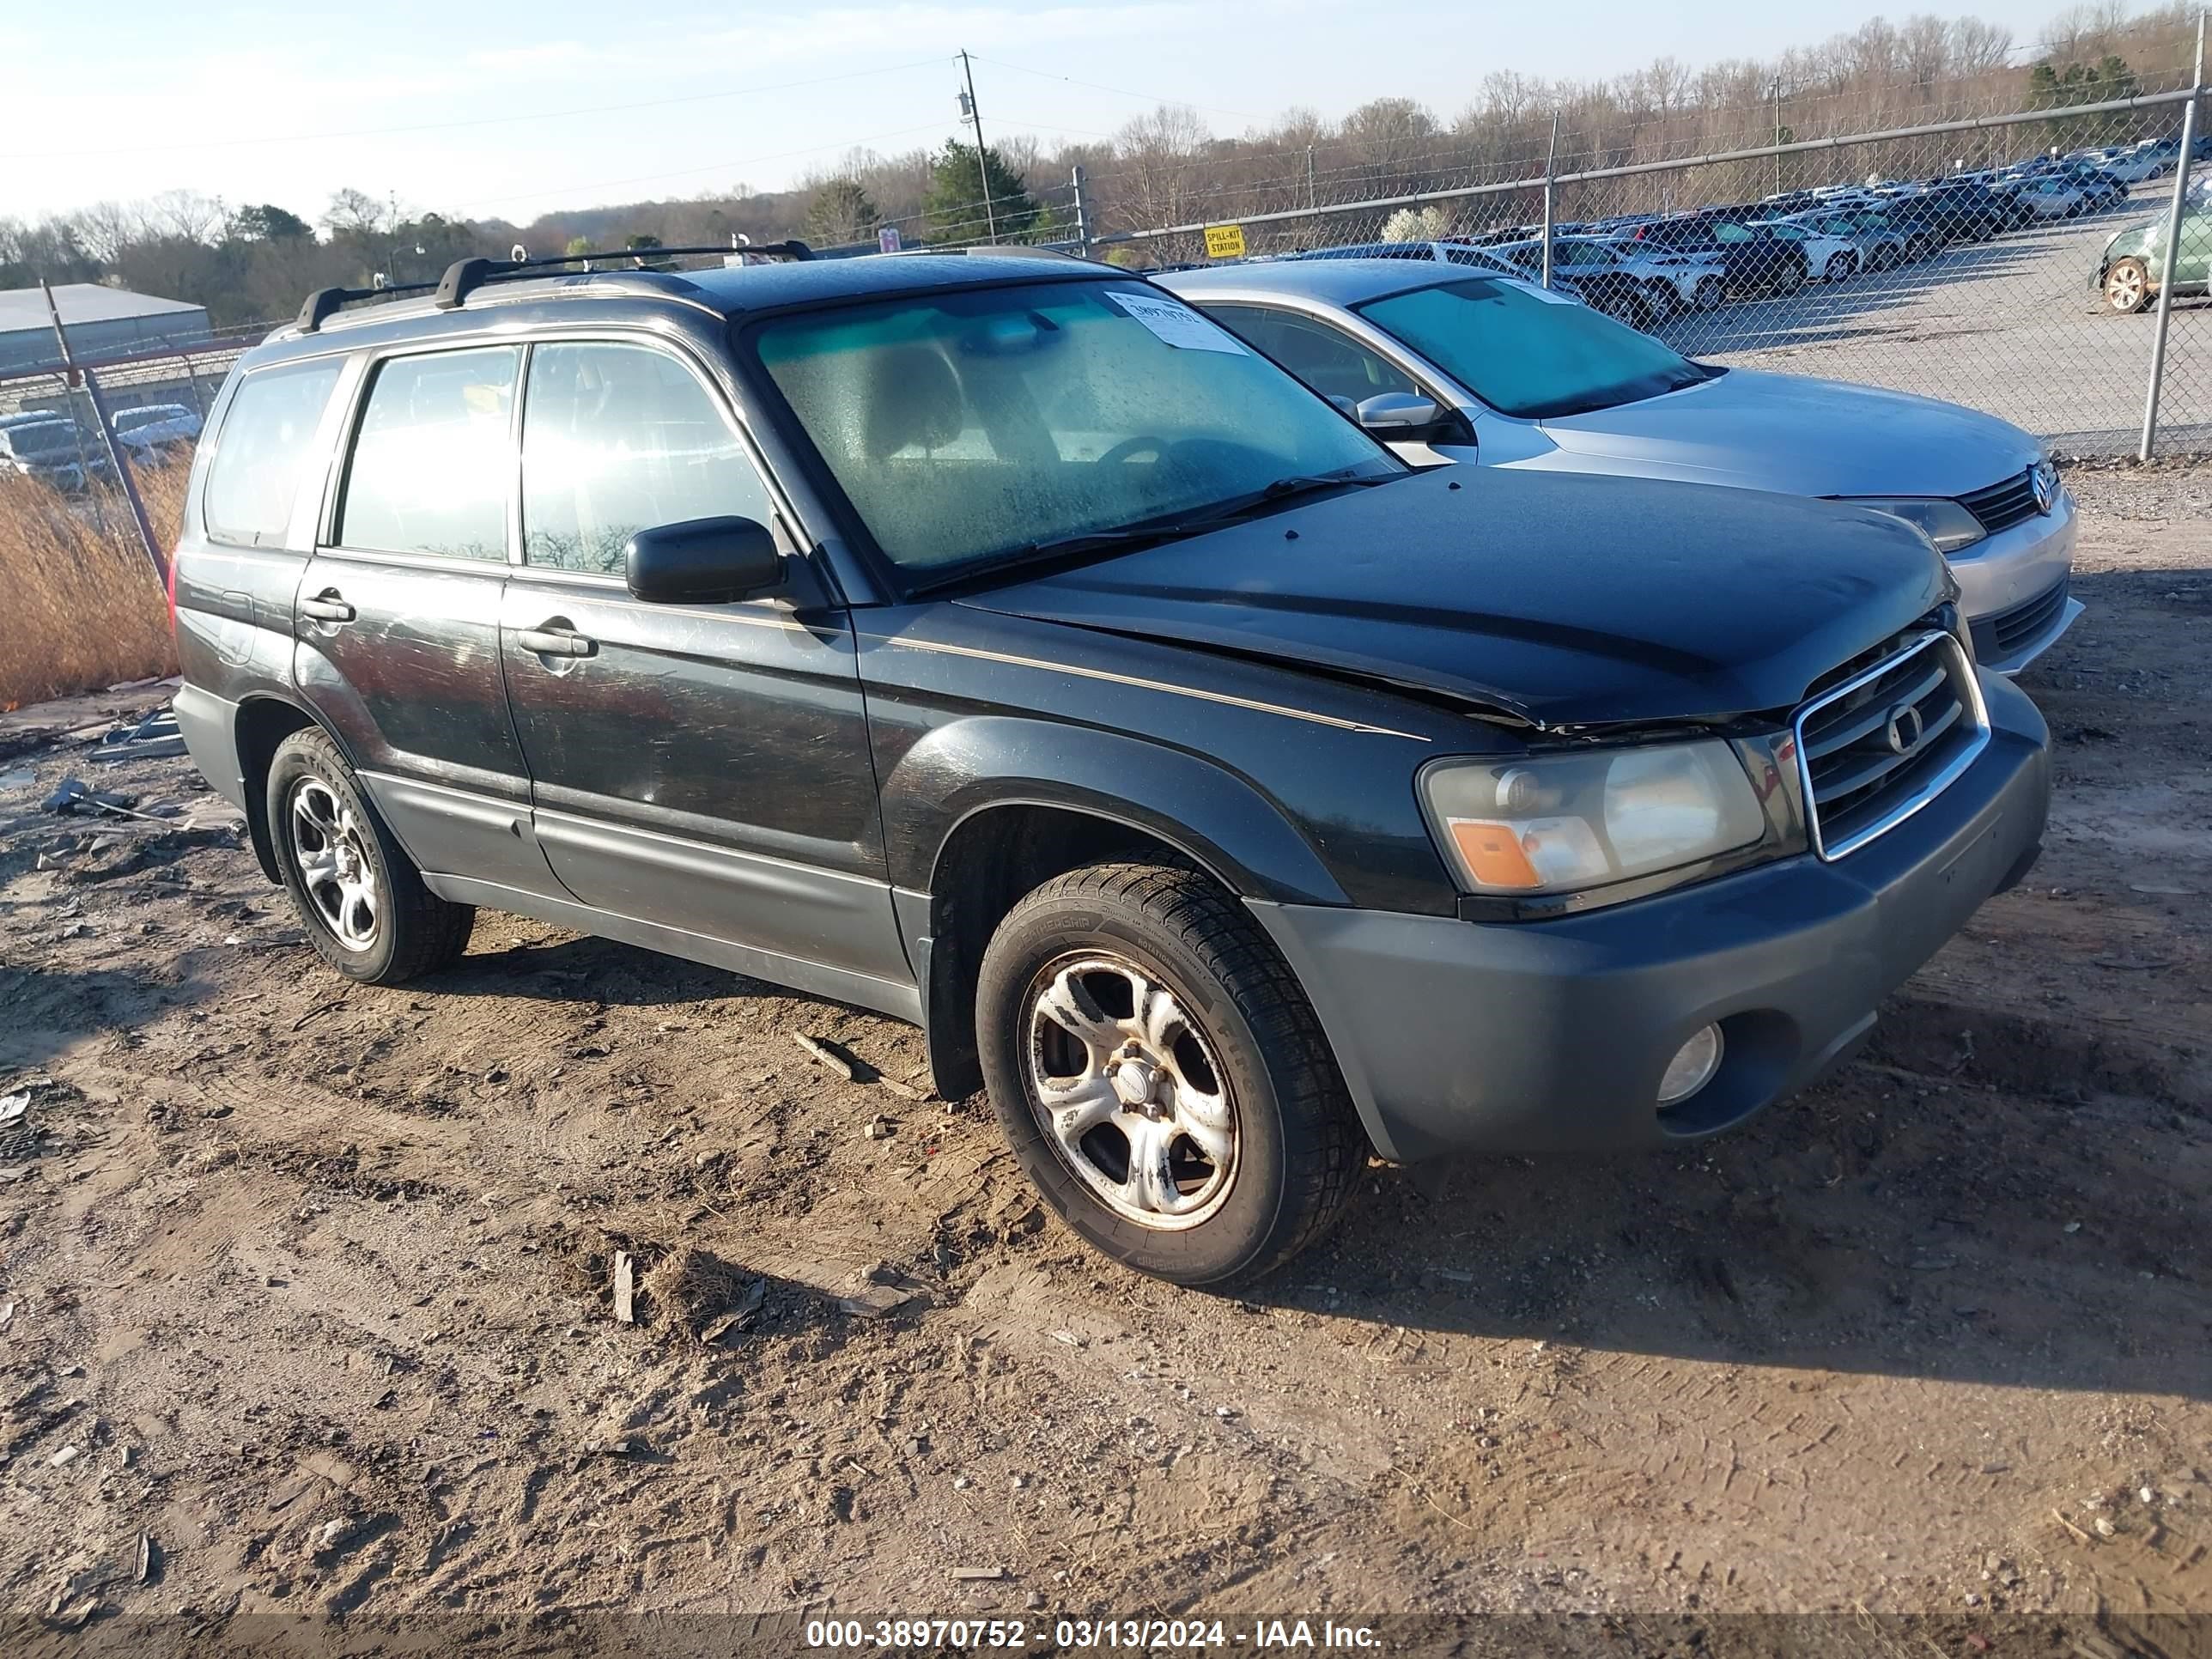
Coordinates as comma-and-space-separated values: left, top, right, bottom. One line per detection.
144, 190, 227, 244
1950, 16, 2015, 76
1109, 105, 1212, 231
320, 187, 387, 237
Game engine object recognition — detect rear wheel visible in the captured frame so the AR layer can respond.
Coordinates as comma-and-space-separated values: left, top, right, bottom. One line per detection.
1644, 280, 1680, 322
268, 727, 474, 984
1824, 252, 1856, 283
975, 863, 1365, 1286
1772, 256, 1807, 295
1692, 275, 1727, 311
2103, 256, 2153, 314
1906, 233, 1932, 260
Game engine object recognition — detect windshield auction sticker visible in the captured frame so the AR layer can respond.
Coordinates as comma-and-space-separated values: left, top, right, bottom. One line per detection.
1104, 290, 1250, 354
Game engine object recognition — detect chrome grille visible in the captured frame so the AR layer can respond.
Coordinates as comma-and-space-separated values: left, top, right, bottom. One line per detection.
1959, 469, 2039, 537
1971, 575, 2069, 660
1793, 630, 1989, 860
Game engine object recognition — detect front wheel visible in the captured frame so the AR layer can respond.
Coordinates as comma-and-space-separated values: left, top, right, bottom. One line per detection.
975, 863, 1365, 1285
1825, 252, 1856, 283
1692, 275, 1727, 311
2103, 256, 2154, 313
1772, 258, 1807, 295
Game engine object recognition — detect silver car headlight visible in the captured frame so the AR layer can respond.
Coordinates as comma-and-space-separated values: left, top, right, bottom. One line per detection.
1420, 742, 1766, 896
1842, 495, 1987, 554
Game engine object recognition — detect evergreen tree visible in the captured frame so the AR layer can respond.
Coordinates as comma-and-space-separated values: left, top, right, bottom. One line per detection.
923, 140, 1042, 243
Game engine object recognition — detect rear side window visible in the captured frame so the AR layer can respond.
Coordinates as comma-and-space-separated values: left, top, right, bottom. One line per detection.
520, 342, 773, 576
202, 359, 343, 548
338, 346, 518, 561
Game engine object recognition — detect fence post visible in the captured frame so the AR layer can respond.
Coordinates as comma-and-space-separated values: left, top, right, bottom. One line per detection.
40, 280, 166, 583
1070, 164, 1092, 258
179, 348, 207, 418
1540, 112, 1560, 289
2142, 11, 2206, 462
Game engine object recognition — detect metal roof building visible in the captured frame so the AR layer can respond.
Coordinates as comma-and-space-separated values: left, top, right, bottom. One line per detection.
0, 283, 212, 374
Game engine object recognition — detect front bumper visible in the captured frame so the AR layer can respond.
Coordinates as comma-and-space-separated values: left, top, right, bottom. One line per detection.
1247, 672, 2051, 1163
1947, 487, 2081, 673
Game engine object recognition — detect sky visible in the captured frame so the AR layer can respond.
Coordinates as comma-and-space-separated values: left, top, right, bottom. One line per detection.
6, 0, 2075, 228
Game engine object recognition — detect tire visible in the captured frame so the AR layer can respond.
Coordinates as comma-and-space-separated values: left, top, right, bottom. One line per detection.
1772, 256, 1807, 295
975, 862, 1365, 1286
1824, 252, 1855, 283
2103, 256, 2153, 314
1907, 234, 1931, 260
1692, 276, 1726, 312
266, 726, 474, 984
1644, 280, 1680, 322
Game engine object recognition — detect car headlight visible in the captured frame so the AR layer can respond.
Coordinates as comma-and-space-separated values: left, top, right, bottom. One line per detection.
1841, 495, 1987, 554
1420, 741, 1766, 896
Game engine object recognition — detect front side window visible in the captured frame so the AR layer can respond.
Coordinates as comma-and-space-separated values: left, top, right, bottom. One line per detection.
337, 346, 517, 560
521, 342, 773, 576
751, 280, 1395, 578
1356, 277, 1719, 419
1206, 306, 1419, 406
204, 357, 343, 548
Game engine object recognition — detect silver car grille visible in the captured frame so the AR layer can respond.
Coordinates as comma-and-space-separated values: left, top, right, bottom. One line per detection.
1793, 629, 1990, 860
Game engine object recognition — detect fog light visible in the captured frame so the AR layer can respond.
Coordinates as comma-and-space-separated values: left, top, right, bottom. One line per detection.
1658, 1024, 1724, 1106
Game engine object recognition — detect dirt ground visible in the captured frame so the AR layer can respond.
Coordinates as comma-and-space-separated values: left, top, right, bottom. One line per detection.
1, 463, 2209, 1654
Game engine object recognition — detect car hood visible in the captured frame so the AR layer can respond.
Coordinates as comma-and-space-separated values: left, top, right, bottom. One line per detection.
1530, 368, 2039, 497
955, 468, 1951, 731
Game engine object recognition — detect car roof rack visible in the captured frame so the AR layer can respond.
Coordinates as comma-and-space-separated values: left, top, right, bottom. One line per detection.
432, 240, 815, 310
295, 280, 438, 334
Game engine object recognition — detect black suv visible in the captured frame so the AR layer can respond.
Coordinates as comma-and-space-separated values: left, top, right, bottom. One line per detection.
172, 247, 2051, 1285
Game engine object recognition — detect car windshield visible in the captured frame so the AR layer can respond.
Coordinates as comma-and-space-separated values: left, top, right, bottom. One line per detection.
1354, 276, 1720, 420
751, 279, 1399, 580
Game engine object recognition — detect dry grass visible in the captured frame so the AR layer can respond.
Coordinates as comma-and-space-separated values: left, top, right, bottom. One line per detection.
0, 454, 186, 709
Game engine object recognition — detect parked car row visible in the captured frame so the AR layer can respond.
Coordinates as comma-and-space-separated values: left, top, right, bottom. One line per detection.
168, 244, 2063, 1283
0, 402, 202, 494
1309, 136, 2172, 330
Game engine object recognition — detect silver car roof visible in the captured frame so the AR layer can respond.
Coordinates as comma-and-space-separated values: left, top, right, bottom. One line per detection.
1157, 256, 1558, 307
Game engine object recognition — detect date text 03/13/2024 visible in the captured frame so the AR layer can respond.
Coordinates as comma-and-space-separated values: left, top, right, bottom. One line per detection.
803, 1618, 1383, 1650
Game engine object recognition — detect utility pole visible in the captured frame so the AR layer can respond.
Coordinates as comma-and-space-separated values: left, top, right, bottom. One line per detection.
1772, 77, 1784, 197
957, 50, 1000, 245
1540, 112, 1559, 289
2142, 9, 2206, 459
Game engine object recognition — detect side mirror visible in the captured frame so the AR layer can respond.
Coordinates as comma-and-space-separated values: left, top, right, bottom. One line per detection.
1355, 392, 1444, 434
626, 516, 784, 605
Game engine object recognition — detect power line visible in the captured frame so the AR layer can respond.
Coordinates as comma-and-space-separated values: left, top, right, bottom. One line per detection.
965, 52, 1258, 123
451, 120, 957, 216
0, 56, 954, 162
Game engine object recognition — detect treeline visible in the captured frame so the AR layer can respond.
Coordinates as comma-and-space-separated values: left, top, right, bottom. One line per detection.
0, 3, 2197, 330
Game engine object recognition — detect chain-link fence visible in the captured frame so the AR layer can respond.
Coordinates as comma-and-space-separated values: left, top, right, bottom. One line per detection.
1069, 86, 2212, 456
0, 326, 266, 568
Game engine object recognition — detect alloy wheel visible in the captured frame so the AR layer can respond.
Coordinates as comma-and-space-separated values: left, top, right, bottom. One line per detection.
289, 778, 380, 951
1022, 953, 1237, 1231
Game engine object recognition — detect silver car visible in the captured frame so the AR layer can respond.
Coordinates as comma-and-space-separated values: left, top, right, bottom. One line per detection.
1158, 258, 2080, 674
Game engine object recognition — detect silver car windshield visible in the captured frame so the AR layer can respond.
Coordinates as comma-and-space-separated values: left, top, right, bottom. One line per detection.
753, 280, 1398, 579
1355, 276, 1721, 420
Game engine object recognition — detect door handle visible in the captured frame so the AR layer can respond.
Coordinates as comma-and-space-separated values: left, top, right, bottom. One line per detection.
516, 626, 597, 659
299, 592, 355, 623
